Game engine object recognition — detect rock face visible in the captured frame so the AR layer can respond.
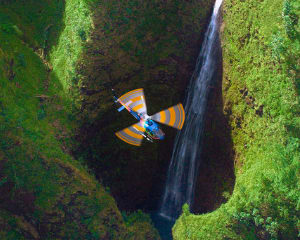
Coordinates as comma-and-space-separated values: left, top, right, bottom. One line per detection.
75, 0, 216, 212
0, 0, 160, 238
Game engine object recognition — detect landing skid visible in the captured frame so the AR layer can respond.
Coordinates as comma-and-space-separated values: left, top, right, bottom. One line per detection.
141, 131, 154, 143
133, 127, 154, 143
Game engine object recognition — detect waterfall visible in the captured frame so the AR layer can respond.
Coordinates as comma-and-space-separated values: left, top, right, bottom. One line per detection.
159, 0, 223, 221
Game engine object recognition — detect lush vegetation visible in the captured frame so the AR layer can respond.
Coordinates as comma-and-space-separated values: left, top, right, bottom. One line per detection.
173, 0, 299, 239
3, 0, 297, 239
0, 0, 159, 239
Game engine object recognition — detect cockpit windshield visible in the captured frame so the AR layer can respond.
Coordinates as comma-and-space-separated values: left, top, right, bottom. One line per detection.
144, 120, 165, 139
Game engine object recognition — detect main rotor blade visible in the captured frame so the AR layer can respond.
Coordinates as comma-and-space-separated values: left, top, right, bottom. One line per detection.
118, 88, 147, 115
151, 103, 185, 129
115, 121, 146, 146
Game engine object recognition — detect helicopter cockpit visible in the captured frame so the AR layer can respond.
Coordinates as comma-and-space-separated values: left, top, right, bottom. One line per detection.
144, 119, 165, 140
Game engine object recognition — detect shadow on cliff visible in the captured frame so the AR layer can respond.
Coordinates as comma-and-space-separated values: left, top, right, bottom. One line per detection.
193, 33, 235, 214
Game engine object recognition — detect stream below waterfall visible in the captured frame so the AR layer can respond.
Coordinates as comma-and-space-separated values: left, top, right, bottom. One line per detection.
152, 0, 224, 238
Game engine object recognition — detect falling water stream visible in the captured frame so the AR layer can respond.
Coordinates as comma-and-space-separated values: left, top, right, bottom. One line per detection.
158, 0, 224, 222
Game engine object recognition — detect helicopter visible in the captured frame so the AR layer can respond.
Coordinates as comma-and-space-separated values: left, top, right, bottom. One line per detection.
113, 88, 185, 146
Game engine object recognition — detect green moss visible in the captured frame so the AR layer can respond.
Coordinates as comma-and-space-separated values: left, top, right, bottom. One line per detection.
0, 0, 159, 238
173, 0, 299, 239
49, 0, 92, 95
0, 0, 65, 49
123, 210, 161, 239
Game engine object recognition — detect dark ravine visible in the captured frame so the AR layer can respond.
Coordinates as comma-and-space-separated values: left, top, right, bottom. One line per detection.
72, 2, 238, 240
72, 0, 236, 224
74, 0, 217, 213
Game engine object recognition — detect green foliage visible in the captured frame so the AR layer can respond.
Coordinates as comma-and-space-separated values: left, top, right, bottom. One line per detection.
0, 1, 160, 239
270, 32, 286, 59
16, 53, 26, 67
49, 0, 92, 111
173, 0, 300, 239
182, 203, 191, 216
269, 0, 300, 93
232, 209, 280, 239
122, 210, 161, 239
78, 29, 87, 41
0, 211, 26, 240
0, 0, 65, 49
37, 105, 46, 120
0, 23, 14, 34
122, 210, 152, 227
283, 0, 297, 39
0, 177, 8, 187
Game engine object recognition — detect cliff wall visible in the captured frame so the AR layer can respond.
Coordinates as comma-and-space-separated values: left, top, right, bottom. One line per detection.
173, 0, 299, 239
0, 0, 160, 238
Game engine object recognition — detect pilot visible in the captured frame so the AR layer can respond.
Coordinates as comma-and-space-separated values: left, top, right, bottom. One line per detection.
144, 119, 156, 132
